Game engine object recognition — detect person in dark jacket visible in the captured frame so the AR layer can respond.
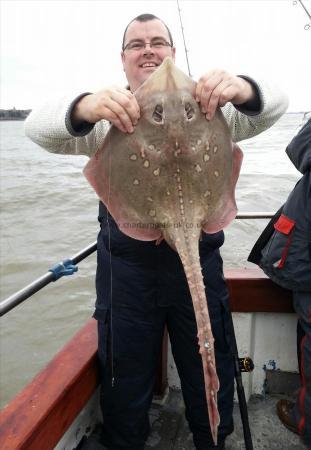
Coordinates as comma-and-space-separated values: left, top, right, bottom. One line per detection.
249, 115, 311, 447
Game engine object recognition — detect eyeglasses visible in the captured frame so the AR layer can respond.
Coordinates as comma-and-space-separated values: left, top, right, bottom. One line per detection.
123, 38, 172, 51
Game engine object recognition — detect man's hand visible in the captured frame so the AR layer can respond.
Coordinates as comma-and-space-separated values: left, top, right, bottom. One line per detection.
195, 70, 255, 120
72, 87, 140, 133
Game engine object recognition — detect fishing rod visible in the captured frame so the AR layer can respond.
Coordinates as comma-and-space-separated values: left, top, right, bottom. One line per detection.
293, 0, 311, 30
175, 2, 254, 449
227, 314, 254, 450
176, 0, 192, 77
0, 241, 97, 317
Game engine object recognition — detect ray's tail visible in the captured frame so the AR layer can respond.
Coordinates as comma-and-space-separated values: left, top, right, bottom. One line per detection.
173, 232, 220, 445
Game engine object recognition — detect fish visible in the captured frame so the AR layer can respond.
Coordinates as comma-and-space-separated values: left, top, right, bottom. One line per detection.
83, 56, 243, 445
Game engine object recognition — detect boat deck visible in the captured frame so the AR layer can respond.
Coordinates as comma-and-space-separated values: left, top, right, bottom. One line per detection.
79, 389, 305, 450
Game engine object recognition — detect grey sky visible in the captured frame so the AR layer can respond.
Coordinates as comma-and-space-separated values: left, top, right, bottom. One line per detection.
1, 0, 310, 111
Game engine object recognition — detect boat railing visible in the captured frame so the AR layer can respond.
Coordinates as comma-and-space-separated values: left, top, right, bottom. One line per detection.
0, 212, 275, 317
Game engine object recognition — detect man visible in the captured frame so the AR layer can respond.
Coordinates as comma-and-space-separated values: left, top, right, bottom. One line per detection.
25, 13, 288, 450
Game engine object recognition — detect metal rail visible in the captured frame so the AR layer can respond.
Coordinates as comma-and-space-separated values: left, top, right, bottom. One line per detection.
0, 213, 274, 317
236, 212, 274, 219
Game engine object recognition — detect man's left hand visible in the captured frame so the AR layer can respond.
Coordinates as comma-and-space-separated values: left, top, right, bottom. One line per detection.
195, 69, 255, 120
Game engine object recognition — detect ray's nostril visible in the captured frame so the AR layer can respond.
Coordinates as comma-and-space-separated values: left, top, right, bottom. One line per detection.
152, 104, 164, 123
185, 102, 195, 120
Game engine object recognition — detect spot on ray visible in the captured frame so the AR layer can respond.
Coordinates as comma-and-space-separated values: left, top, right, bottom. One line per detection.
214, 170, 219, 177
213, 146, 218, 153
195, 164, 202, 173
143, 160, 150, 168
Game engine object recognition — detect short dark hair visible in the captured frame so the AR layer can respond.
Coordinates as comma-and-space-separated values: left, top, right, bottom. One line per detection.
122, 13, 174, 50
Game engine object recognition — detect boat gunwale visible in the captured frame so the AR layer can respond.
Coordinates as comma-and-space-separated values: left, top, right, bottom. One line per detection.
0, 319, 99, 450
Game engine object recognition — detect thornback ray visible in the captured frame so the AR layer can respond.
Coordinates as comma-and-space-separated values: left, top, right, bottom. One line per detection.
83, 57, 243, 445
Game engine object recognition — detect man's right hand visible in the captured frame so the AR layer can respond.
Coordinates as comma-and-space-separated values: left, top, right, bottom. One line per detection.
72, 87, 140, 133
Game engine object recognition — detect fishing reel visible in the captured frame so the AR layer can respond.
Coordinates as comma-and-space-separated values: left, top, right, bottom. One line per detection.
238, 357, 254, 373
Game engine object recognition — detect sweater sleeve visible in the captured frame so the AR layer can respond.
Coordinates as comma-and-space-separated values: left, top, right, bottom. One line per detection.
221, 78, 289, 143
24, 95, 109, 157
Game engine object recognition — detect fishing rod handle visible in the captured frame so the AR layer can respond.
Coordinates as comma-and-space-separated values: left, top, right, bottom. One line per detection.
239, 357, 255, 373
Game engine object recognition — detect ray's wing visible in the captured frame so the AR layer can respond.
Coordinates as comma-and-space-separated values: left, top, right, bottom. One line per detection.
83, 123, 167, 241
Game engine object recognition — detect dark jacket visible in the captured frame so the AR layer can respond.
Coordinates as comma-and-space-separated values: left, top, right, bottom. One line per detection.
248, 118, 311, 291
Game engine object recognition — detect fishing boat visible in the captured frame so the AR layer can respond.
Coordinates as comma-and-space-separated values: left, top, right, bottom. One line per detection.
2, 0, 311, 446
0, 229, 302, 450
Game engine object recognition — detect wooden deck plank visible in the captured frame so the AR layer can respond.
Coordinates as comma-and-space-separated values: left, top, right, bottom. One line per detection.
146, 390, 185, 450
147, 390, 303, 450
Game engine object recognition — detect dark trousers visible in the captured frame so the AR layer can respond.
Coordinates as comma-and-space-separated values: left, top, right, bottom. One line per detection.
292, 291, 311, 446
94, 226, 234, 450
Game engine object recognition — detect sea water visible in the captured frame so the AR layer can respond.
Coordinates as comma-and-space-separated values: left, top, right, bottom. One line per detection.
0, 113, 305, 408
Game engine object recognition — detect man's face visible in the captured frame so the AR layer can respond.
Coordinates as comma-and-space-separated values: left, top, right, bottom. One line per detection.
121, 19, 176, 92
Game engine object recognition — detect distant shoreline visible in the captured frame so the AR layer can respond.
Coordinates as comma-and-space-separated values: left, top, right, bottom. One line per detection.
0, 109, 31, 121
0, 110, 307, 122
0, 118, 27, 121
